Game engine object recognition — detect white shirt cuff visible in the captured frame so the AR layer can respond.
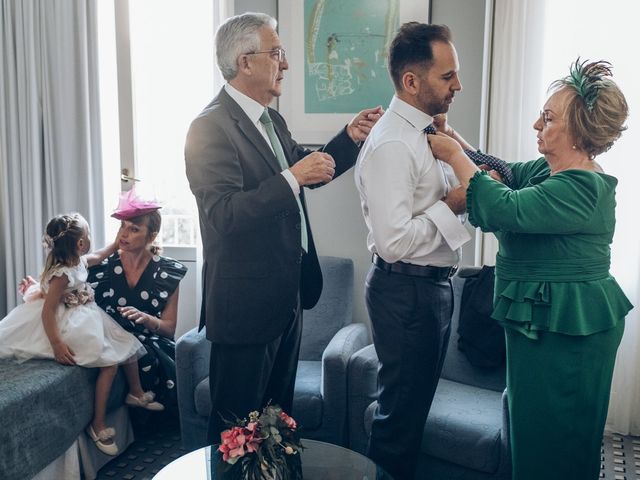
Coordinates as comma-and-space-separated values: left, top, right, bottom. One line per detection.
281, 169, 300, 195
425, 200, 472, 251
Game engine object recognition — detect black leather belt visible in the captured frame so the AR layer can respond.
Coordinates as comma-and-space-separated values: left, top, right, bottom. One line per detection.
372, 254, 457, 280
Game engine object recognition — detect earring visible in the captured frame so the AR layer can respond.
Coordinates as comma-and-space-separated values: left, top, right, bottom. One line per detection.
572, 145, 577, 150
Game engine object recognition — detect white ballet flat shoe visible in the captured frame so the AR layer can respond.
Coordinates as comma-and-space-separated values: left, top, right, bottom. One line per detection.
125, 391, 165, 411
87, 425, 118, 456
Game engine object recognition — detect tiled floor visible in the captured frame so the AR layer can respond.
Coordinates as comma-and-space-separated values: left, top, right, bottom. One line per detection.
601, 434, 640, 480
96, 421, 187, 480
96, 430, 640, 479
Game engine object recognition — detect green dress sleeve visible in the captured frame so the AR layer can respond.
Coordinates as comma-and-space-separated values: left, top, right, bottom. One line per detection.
466, 168, 606, 234
507, 157, 549, 189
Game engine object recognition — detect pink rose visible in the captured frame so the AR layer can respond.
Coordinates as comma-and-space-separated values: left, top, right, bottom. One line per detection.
64, 292, 79, 307
244, 421, 260, 453
63, 285, 96, 307
76, 287, 94, 304
77, 285, 95, 304
279, 412, 297, 431
218, 425, 262, 463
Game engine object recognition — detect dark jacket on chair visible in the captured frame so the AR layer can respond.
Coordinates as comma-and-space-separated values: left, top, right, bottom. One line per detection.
457, 265, 505, 368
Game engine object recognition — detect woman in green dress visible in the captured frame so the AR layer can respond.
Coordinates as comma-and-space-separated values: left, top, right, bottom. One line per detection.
428, 59, 633, 479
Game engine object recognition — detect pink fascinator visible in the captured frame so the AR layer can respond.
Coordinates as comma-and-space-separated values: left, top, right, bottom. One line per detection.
111, 189, 162, 220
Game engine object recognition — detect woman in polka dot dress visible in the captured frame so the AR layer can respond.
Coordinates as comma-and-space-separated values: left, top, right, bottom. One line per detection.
87, 190, 187, 419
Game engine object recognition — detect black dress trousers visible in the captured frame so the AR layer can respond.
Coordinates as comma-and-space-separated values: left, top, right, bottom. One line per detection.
365, 264, 453, 480
206, 304, 302, 443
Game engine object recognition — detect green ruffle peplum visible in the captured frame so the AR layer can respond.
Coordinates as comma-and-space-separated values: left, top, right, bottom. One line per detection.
466, 161, 633, 340
492, 256, 632, 339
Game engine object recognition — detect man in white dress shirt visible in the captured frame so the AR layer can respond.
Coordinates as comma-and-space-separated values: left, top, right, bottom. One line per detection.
354, 23, 471, 479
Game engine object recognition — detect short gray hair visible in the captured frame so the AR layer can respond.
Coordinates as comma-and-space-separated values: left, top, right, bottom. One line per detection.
216, 12, 277, 81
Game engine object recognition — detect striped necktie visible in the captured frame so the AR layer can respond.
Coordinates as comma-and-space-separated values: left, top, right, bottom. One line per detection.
260, 109, 308, 252
425, 124, 515, 188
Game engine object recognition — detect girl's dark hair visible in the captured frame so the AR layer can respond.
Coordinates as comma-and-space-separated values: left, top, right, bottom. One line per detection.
41, 213, 86, 282
128, 210, 162, 254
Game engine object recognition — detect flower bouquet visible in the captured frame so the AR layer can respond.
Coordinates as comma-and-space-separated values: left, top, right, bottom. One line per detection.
216, 404, 304, 480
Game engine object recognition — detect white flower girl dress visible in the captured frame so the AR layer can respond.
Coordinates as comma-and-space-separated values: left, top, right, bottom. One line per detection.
0, 258, 143, 366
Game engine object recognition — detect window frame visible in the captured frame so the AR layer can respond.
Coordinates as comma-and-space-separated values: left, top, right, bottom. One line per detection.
108, 0, 231, 252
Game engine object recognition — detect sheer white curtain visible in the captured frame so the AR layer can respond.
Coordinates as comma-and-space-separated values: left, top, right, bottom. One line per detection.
478, 0, 546, 265
487, 0, 640, 434
0, 0, 104, 316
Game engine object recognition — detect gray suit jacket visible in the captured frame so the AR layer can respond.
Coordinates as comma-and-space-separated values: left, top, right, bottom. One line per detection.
185, 88, 360, 344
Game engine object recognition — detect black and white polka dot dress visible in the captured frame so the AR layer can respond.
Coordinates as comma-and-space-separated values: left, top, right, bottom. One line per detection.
88, 252, 187, 413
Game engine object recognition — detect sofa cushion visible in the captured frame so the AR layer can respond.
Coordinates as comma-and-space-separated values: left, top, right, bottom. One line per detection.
299, 256, 354, 361
194, 361, 324, 431
365, 378, 504, 474
291, 360, 323, 431
421, 379, 504, 472
194, 377, 210, 417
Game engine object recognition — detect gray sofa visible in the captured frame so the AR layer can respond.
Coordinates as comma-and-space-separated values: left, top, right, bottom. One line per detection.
176, 255, 370, 451
348, 267, 511, 480
0, 358, 128, 480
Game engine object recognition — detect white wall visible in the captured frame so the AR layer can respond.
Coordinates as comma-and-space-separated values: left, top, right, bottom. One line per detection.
305, 171, 370, 323
163, 246, 200, 339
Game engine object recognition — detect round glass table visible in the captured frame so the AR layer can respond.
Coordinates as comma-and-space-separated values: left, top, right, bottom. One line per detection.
153, 439, 392, 479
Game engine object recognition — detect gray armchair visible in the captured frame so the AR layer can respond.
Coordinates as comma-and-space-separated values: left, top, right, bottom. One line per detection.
176, 256, 369, 451
348, 267, 511, 479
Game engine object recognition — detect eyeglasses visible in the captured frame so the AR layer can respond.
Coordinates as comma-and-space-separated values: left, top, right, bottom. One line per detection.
539, 110, 551, 126
245, 47, 286, 62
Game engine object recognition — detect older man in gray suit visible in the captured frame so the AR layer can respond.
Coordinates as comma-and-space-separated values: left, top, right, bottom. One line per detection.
185, 11, 382, 442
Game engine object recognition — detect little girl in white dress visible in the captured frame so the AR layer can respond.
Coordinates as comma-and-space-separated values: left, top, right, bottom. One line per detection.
0, 213, 161, 456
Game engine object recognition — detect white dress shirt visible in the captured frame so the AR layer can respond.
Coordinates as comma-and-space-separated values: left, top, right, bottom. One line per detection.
224, 84, 299, 194
355, 95, 471, 267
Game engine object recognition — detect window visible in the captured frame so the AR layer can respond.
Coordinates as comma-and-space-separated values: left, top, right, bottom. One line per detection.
97, 0, 223, 247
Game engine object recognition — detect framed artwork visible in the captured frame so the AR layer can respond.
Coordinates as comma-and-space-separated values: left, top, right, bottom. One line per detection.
277, 0, 431, 144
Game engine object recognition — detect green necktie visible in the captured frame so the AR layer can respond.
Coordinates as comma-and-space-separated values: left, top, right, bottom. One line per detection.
259, 109, 308, 252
